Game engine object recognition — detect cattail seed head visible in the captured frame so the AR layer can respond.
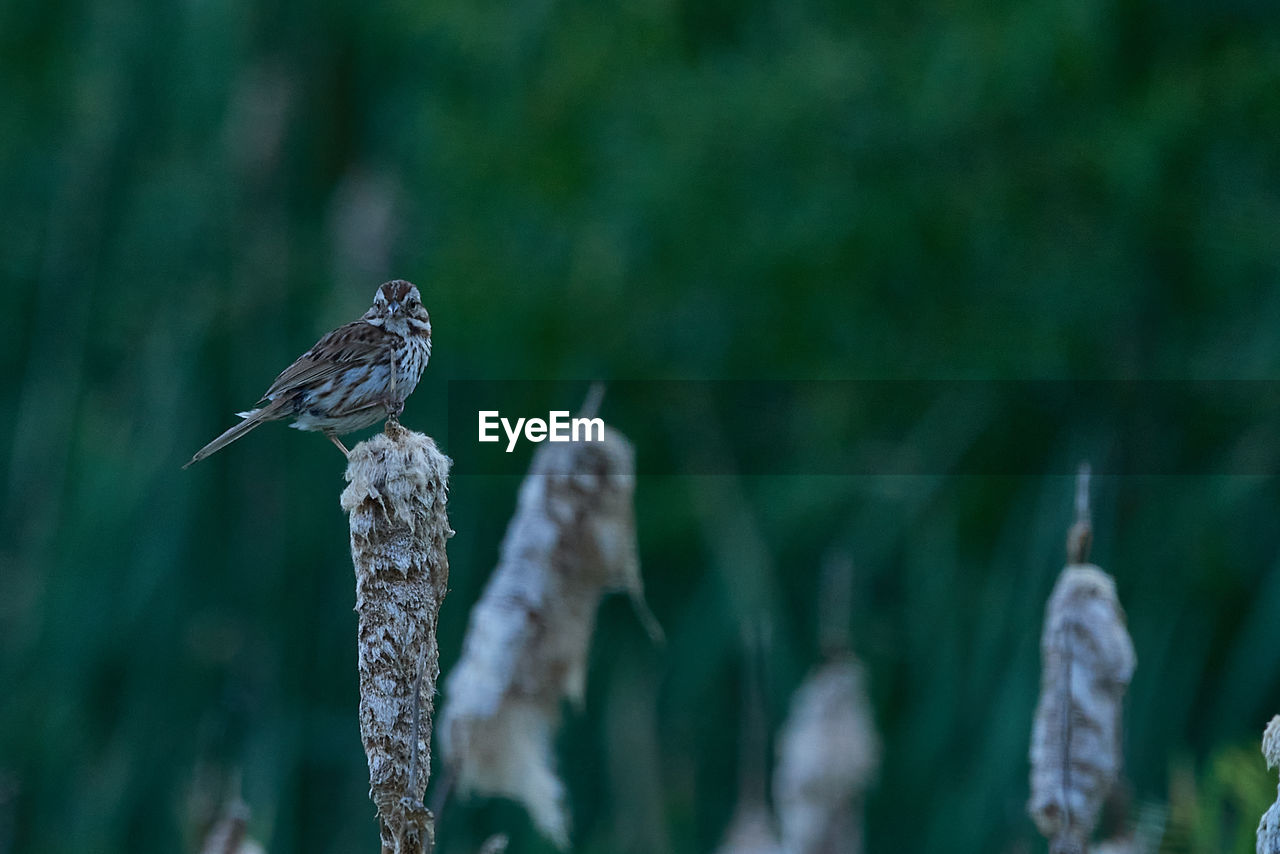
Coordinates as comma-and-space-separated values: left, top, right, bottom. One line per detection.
342, 422, 452, 854
1028, 565, 1135, 854
438, 425, 654, 849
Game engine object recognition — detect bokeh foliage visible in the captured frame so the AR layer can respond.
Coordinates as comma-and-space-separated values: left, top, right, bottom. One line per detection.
2, 0, 1280, 851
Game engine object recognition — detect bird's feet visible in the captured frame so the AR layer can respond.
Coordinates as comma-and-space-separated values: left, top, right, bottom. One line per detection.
325, 432, 351, 458
385, 398, 405, 424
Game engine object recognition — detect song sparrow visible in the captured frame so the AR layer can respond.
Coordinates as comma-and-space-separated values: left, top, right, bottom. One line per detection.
185, 280, 432, 467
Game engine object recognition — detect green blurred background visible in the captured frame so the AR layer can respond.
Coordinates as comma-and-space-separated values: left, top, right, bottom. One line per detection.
3, 0, 1280, 851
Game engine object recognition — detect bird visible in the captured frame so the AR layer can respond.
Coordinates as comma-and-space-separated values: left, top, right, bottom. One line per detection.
185, 279, 431, 468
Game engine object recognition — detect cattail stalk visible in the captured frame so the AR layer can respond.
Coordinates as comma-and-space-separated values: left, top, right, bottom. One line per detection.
341, 421, 453, 854
1028, 464, 1136, 854
773, 658, 878, 854
198, 790, 265, 854
774, 555, 879, 854
189, 769, 266, 854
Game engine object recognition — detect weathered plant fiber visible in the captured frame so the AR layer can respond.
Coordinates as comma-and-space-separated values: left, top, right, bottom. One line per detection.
774, 655, 878, 854
438, 425, 655, 849
341, 422, 452, 854
1028, 478, 1136, 854
715, 807, 784, 854
768, 554, 877, 854
1259, 715, 1280, 854
198, 791, 265, 854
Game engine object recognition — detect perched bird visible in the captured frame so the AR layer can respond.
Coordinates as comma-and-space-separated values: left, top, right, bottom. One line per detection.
185, 280, 431, 468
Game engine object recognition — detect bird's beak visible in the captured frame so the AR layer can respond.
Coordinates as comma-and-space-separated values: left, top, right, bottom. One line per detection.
388, 301, 401, 314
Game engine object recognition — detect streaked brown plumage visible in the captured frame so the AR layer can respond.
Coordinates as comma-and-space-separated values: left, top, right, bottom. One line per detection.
185, 280, 431, 468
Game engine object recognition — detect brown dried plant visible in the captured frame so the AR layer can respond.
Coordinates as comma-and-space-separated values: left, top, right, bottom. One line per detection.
773, 657, 878, 854
1028, 465, 1137, 854
341, 422, 453, 854
191, 770, 267, 854
438, 419, 657, 849
773, 556, 878, 854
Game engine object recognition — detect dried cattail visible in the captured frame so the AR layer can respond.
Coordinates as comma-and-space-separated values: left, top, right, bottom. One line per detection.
1266, 717, 1280, 770
198, 803, 266, 854
341, 422, 453, 854
1089, 839, 1137, 854
438, 423, 656, 849
1028, 468, 1135, 854
716, 808, 785, 854
773, 656, 878, 854
1066, 463, 1093, 566
1258, 715, 1280, 853
196, 775, 266, 854
1028, 565, 1135, 854
773, 552, 877, 854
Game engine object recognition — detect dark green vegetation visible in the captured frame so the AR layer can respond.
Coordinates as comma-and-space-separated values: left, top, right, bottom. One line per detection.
2, 0, 1280, 851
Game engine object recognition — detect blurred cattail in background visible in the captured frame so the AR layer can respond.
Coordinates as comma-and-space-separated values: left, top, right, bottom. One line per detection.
717, 554, 879, 854
1028, 465, 1137, 854
1258, 715, 1280, 853
770, 661, 876, 854
477, 834, 510, 854
342, 423, 453, 854
185, 766, 268, 854
196, 781, 267, 854
438, 400, 658, 849
715, 807, 784, 854
772, 555, 878, 854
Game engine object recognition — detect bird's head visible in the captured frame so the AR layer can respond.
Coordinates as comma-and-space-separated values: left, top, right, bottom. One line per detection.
368, 280, 430, 329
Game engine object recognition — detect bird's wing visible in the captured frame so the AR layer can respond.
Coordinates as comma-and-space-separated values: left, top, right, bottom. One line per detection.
260, 320, 390, 401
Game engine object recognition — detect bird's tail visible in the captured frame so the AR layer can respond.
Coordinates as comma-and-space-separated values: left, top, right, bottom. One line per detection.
183, 401, 286, 468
